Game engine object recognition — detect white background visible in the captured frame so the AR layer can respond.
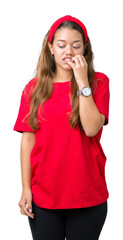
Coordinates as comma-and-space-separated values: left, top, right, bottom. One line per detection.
0, 0, 122, 239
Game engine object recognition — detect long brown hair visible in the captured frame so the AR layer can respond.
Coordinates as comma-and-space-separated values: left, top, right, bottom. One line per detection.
23, 21, 97, 131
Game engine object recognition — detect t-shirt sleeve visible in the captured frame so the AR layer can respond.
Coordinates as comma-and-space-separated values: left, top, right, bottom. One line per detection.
13, 84, 36, 133
92, 74, 110, 125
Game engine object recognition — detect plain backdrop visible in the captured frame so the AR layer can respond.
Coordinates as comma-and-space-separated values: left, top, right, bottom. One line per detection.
1, 0, 123, 239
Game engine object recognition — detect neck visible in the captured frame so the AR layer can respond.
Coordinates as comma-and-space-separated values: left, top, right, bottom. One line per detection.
52, 67, 73, 82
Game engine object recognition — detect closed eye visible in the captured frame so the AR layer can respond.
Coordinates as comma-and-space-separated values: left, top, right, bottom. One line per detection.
58, 46, 80, 49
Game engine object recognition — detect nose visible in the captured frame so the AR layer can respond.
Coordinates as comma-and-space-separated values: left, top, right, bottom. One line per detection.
65, 45, 73, 55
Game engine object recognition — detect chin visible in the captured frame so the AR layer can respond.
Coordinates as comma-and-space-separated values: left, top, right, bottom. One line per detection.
62, 63, 72, 69
56, 62, 72, 71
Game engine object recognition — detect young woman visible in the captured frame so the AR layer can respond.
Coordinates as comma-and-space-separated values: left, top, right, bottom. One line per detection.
13, 15, 110, 240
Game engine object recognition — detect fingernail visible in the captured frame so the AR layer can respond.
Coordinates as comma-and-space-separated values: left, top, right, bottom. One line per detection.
29, 209, 32, 213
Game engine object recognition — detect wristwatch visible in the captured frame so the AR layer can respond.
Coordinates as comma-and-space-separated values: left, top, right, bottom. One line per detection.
77, 86, 92, 97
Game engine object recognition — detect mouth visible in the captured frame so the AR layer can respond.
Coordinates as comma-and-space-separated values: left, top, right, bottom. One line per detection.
63, 58, 73, 63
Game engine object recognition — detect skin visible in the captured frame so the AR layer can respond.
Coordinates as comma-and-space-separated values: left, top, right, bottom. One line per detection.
18, 132, 36, 219
48, 27, 105, 133
48, 27, 88, 83
18, 28, 105, 219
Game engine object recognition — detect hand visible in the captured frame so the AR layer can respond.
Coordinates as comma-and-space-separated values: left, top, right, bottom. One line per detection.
67, 55, 89, 86
18, 188, 34, 219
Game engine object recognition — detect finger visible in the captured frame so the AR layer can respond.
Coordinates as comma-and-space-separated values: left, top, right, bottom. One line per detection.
66, 59, 75, 69
23, 205, 34, 218
20, 208, 25, 215
72, 56, 80, 67
26, 201, 34, 217
27, 200, 33, 214
78, 55, 87, 66
76, 55, 85, 66
19, 201, 34, 218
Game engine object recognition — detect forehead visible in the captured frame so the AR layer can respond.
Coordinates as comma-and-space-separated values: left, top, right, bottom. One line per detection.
54, 28, 83, 43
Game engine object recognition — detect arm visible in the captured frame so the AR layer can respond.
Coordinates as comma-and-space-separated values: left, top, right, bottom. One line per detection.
66, 56, 109, 137
20, 132, 36, 189
78, 82, 105, 137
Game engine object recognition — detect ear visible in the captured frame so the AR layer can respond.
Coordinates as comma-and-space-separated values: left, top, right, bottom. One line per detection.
48, 42, 54, 55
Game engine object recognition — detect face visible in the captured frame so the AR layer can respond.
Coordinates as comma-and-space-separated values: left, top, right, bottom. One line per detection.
48, 28, 85, 71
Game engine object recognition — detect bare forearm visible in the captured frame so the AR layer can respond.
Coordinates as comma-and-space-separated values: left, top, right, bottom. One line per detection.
78, 83, 102, 137
20, 134, 36, 189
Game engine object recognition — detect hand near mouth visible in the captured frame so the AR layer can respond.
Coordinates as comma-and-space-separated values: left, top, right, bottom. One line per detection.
66, 55, 89, 86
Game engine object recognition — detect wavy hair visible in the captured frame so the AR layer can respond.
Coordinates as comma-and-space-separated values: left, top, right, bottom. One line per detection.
23, 21, 98, 131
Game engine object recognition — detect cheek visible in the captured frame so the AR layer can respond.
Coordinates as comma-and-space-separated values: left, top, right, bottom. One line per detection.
74, 48, 84, 55
54, 50, 64, 61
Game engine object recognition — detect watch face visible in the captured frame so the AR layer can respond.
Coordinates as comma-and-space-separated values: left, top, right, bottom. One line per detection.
83, 87, 91, 96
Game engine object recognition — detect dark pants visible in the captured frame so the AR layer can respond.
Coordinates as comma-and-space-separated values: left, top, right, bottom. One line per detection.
28, 200, 107, 240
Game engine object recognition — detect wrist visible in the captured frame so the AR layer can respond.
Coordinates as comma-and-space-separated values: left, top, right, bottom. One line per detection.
22, 184, 31, 190
78, 82, 90, 90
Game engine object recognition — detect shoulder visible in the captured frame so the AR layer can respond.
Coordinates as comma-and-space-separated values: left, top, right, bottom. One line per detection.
92, 72, 109, 95
92, 71, 109, 84
23, 76, 38, 96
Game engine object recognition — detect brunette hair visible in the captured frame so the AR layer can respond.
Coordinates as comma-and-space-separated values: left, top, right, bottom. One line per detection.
23, 21, 98, 131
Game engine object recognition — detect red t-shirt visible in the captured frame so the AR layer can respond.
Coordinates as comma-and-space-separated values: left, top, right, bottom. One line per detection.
13, 71, 110, 209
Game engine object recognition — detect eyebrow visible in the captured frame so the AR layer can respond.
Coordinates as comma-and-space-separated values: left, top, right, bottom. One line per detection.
57, 40, 81, 43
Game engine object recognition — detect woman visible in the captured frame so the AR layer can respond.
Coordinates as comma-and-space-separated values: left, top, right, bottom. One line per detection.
13, 15, 110, 240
